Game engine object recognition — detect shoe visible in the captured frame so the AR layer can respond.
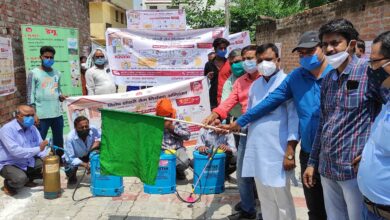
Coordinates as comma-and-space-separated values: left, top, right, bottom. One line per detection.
176, 172, 186, 180
24, 181, 38, 187
1, 180, 17, 196
227, 211, 257, 220
234, 202, 242, 212
67, 176, 77, 186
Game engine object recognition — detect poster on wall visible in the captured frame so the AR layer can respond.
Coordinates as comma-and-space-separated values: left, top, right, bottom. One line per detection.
106, 27, 228, 86
21, 25, 82, 133
228, 31, 251, 52
126, 9, 187, 31
64, 76, 210, 146
0, 36, 16, 96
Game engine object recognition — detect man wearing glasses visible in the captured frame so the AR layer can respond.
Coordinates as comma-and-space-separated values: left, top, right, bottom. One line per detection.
220, 31, 329, 220
0, 105, 49, 196
28, 46, 67, 160
302, 19, 387, 220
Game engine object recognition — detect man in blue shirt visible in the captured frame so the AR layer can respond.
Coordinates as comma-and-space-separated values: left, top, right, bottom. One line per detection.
220, 31, 329, 220
357, 31, 390, 220
0, 105, 49, 196
64, 116, 100, 186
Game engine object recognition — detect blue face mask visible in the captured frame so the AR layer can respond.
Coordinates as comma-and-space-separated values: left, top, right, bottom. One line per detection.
94, 58, 106, 66
243, 59, 258, 74
216, 49, 227, 58
299, 54, 322, 71
23, 116, 34, 128
42, 59, 54, 68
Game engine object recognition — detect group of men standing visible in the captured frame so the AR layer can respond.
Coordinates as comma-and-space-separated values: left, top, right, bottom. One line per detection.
204, 18, 390, 220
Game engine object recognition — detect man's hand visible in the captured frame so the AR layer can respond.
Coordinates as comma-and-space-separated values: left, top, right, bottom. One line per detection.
352, 155, 362, 174
91, 141, 100, 151
203, 112, 220, 125
218, 121, 241, 133
59, 95, 68, 102
81, 162, 91, 174
303, 166, 316, 188
218, 144, 231, 152
283, 141, 297, 171
39, 140, 49, 151
207, 72, 214, 80
198, 146, 209, 152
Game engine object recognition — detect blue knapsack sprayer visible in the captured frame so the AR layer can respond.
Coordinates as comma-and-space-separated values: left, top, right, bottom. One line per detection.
44, 139, 123, 202
143, 145, 226, 207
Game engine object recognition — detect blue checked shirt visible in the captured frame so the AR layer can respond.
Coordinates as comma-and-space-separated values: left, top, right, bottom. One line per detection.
308, 56, 388, 181
162, 122, 191, 150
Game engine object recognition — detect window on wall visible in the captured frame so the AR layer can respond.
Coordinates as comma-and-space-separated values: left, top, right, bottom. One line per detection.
167, 5, 179, 9
149, 6, 158, 9
121, 13, 124, 24
115, 10, 119, 22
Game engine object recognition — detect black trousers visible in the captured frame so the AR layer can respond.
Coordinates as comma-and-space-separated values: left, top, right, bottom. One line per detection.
65, 155, 89, 178
300, 150, 327, 220
0, 158, 43, 189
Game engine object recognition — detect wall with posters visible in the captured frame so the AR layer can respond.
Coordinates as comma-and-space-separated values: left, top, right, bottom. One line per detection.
0, 0, 90, 125
106, 27, 228, 86
228, 31, 251, 52
65, 77, 210, 146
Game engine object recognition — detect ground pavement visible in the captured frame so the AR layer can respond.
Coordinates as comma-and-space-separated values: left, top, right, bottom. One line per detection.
0, 148, 308, 220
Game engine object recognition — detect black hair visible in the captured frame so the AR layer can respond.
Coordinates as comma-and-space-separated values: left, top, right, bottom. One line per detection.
40, 46, 56, 56
74, 115, 89, 128
256, 43, 279, 58
373, 31, 390, 59
319, 18, 359, 43
356, 39, 365, 52
212, 38, 230, 49
80, 56, 87, 61
242, 45, 258, 56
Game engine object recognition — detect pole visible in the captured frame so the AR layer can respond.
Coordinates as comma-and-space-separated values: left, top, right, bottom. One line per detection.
164, 117, 246, 136
225, 0, 230, 33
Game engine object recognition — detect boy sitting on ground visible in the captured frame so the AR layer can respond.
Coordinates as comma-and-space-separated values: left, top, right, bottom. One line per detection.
195, 119, 237, 180
155, 98, 191, 180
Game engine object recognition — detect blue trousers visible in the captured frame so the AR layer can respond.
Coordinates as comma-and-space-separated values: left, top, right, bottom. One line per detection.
38, 116, 64, 156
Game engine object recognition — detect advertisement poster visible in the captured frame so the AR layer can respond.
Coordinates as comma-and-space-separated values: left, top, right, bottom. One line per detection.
126, 9, 186, 30
228, 31, 251, 52
64, 77, 210, 146
0, 37, 16, 96
21, 25, 82, 133
106, 27, 228, 86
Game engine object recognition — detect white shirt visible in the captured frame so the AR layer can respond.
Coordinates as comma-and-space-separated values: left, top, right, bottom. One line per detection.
85, 66, 116, 95
242, 70, 299, 187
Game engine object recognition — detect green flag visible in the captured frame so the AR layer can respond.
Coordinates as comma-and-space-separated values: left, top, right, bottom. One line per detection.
100, 109, 165, 185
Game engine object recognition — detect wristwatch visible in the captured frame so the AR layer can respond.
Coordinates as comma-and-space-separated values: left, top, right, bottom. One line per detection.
286, 154, 294, 160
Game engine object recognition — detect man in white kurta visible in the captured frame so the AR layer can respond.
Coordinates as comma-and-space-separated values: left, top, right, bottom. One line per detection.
243, 44, 299, 220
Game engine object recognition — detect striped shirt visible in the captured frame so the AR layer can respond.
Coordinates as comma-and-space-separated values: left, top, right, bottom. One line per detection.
308, 56, 387, 181
162, 122, 190, 150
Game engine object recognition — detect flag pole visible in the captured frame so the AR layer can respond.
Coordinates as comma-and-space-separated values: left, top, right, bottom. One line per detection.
164, 117, 246, 137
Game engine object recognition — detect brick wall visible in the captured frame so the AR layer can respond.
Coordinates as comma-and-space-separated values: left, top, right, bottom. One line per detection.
0, 0, 90, 125
256, 0, 390, 73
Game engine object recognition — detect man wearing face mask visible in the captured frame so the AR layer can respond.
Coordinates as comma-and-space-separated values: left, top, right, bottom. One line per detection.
243, 43, 299, 220
85, 48, 117, 95
29, 46, 67, 160
203, 45, 260, 220
220, 31, 330, 220
0, 105, 49, 196
64, 116, 100, 186
301, 19, 387, 220
357, 31, 390, 220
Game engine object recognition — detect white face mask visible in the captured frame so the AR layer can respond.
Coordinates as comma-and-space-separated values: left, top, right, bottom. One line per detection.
81, 63, 87, 69
243, 59, 258, 74
325, 42, 351, 69
257, 60, 277, 77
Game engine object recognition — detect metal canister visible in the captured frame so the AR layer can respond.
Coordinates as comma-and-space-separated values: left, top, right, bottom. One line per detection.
43, 155, 61, 199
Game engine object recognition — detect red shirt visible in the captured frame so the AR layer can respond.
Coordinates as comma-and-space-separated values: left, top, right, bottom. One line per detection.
217, 61, 231, 104
213, 73, 260, 119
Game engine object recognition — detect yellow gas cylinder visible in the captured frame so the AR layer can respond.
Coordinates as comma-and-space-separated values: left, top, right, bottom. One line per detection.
43, 154, 61, 199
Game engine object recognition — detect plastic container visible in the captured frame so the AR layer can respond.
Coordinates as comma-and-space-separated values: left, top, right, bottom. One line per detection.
89, 151, 124, 197
144, 152, 176, 194
193, 150, 225, 194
